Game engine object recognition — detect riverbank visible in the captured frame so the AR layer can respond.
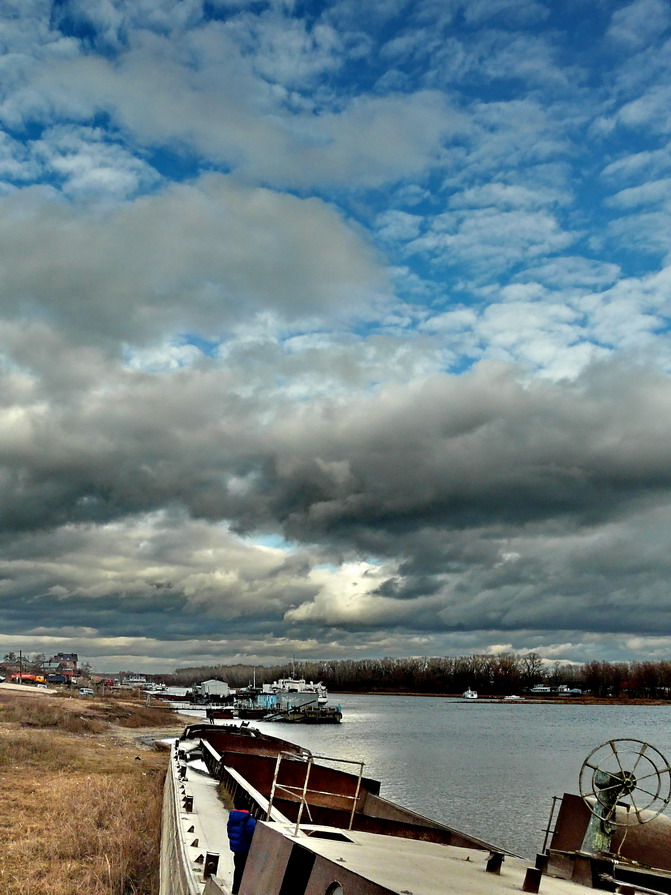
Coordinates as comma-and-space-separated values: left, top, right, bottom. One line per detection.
0, 686, 189, 895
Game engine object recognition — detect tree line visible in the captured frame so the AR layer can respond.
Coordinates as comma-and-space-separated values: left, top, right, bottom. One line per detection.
5, 650, 669, 698
166, 654, 671, 698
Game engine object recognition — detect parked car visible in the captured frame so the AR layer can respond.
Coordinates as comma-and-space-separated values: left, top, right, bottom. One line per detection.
79, 687, 94, 696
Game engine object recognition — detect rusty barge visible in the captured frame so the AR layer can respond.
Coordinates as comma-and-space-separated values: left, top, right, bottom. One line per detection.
160, 725, 671, 895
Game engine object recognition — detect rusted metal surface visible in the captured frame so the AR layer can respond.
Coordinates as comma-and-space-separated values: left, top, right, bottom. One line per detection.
192, 726, 506, 853
181, 722, 507, 854
241, 822, 597, 895
180, 722, 307, 758
267, 750, 365, 834
487, 851, 505, 873
203, 853, 219, 879
219, 750, 378, 808
549, 793, 671, 871
522, 867, 542, 893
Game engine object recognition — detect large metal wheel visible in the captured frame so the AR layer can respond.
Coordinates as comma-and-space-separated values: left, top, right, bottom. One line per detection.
579, 738, 671, 826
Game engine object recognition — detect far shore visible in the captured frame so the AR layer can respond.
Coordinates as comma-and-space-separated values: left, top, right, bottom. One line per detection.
331, 690, 671, 705
3, 680, 667, 707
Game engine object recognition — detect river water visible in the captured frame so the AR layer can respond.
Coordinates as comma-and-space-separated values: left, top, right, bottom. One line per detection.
206, 693, 671, 858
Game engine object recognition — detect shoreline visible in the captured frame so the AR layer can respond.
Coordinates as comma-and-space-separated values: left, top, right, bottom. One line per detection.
331, 690, 671, 705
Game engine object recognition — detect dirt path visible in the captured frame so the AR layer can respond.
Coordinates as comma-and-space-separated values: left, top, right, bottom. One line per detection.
106, 714, 194, 748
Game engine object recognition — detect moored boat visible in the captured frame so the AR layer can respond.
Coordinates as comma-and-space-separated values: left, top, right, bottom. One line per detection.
462, 687, 477, 699
235, 703, 269, 720
262, 676, 329, 705
205, 706, 236, 720
265, 704, 342, 724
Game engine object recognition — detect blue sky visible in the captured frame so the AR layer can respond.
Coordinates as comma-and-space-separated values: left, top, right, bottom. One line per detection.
1, 0, 671, 672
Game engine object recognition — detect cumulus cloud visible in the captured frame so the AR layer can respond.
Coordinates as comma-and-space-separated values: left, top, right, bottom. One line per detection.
7, 23, 460, 189
0, 174, 386, 346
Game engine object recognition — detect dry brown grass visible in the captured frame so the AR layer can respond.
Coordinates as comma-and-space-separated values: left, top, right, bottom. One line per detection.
0, 690, 180, 895
0, 690, 177, 731
0, 700, 108, 735
88, 699, 178, 728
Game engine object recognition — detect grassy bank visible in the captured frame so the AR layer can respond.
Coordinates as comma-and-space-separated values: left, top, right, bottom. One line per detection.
0, 688, 182, 895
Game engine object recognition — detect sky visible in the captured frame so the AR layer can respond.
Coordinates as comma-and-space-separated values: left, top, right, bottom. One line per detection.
1, 0, 671, 673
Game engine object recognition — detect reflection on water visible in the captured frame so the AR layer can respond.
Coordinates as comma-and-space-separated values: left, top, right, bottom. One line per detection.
242, 694, 671, 858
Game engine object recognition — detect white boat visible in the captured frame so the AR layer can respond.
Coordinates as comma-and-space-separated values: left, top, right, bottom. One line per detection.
462, 688, 478, 699
262, 677, 328, 705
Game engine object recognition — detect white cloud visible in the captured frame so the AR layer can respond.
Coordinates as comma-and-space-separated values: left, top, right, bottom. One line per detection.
285, 561, 406, 625
617, 83, 671, 134
579, 269, 670, 349
33, 125, 161, 197
124, 341, 206, 372
606, 0, 671, 49
0, 132, 41, 184
53, 0, 205, 47
0, 174, 387, 344
607, 209, 671, 261
607, 177, 671, 209
601, 146, 671, 185
226, 13, 347, 87
478, 300, 604, 377
375, 210, 424, 242
408, 208, 575, 274
449, 182, 568, 211
518, 257, 621, 290
6, 25, 461, 189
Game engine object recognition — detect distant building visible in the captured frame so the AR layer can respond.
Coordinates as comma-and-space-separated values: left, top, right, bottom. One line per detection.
44, 652, 78, 679
199, 679, 230, 699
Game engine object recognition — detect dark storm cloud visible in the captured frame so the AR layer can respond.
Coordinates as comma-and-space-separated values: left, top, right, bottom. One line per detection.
3, 359, 671, 540
235, 362, 671, 542
2, 354, 671, 664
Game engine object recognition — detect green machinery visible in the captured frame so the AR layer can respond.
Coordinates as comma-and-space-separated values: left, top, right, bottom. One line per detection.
579, 738, 671, 855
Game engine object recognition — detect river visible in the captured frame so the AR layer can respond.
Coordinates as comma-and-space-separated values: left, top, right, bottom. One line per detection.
197, 693, 671, 858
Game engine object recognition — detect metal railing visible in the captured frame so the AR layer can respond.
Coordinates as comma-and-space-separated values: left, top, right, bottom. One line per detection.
266, 750, 365, 836
198, 739, 223, 778
541, 795, 561, 854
